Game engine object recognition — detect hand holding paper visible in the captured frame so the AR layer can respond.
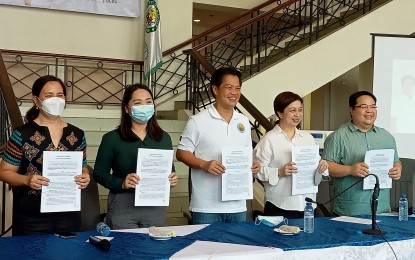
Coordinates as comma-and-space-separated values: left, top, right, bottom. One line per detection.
123, 173, 140, 189
27, 174, 49, 190
74, 169, 90, 189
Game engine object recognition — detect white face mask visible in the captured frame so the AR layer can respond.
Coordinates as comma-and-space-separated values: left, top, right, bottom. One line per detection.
255, 215, 285, 226
39, 97, 66, 116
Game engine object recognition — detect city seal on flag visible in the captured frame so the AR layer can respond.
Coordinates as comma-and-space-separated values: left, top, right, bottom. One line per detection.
146, 0, 160, 33
144, 0, 163, 80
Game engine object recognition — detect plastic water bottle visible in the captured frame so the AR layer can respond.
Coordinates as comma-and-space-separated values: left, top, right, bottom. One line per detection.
304, 201, 314, 233
96, 222, 111, 236
399, 194, 408, 221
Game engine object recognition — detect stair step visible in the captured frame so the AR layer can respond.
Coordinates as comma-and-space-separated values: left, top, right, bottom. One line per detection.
174, 100, 187, 110
157, 110, 178, 120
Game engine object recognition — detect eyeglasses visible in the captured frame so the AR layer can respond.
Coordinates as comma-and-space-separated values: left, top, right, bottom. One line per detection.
354, 104, 377, 110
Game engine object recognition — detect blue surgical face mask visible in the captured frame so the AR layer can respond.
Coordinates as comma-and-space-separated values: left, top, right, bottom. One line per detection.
130, 104, 155, 124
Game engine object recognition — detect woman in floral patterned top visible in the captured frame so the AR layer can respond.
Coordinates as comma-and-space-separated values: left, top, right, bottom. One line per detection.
0, 75, 90, 236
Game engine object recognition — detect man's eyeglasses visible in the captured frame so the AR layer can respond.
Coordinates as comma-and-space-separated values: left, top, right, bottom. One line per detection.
354, 104, 377, 110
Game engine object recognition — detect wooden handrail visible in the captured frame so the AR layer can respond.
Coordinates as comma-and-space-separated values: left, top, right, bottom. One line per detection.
0, 51, 24, 130
183, 49, 273, 132
194, 0, 298, 51
0, 49, 143, 65
0, 144, 5, 156
163, 0, 283, 56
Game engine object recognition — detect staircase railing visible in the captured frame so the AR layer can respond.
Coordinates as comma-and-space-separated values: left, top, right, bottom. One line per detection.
153, 0, 389, 131
0, 50, 24, 236
153, 0, 290, 100
1, 49, 143, 109
192, 0, 388, 77
1, 0, 390, 129
163, 0, 281, 55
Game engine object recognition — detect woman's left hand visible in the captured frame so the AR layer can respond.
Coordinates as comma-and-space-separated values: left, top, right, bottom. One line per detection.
169, 172, 178, 187
251, 161, 260, 175
75, 168, 90, 189
317, 160, 329, 174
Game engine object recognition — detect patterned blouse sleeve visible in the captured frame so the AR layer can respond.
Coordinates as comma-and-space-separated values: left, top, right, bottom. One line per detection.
79, 134, 87, 167
2, 130, 23, 166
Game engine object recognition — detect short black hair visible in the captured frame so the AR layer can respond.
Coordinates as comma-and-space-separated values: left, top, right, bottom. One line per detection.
349, 91, 377, 108
210, 67, 242, 97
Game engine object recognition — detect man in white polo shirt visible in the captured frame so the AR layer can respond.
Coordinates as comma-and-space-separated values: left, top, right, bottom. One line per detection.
176, 66, 259, 224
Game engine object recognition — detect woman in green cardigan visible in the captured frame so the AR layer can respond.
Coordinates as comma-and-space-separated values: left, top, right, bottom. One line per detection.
93, 84, 178, 229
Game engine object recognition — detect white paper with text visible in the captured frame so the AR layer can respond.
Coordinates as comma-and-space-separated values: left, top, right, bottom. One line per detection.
135, 148, 173, 206
41, 151, 82, 213
363, 149, 394, 190
222, 147, 253, 201
291, 145, 319, 195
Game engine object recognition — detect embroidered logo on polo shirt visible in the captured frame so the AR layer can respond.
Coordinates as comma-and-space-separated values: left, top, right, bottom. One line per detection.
237, 123, 245, 133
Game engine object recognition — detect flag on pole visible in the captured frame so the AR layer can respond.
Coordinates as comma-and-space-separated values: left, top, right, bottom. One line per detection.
144, 0, 163, 81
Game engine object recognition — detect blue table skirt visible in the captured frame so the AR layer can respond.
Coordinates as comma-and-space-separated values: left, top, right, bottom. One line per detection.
0, 231, 194, 260
183, 216, 415, 251
1, 216, 414, 259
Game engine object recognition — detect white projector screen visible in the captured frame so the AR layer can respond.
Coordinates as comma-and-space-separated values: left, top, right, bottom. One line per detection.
373, 34, 415, 159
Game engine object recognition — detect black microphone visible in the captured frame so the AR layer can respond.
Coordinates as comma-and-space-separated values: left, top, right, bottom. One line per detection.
89, 236, 111, 251
362, 173, 384, 235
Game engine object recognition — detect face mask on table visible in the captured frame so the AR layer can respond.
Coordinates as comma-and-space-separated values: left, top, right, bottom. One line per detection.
255, 215, 286, 226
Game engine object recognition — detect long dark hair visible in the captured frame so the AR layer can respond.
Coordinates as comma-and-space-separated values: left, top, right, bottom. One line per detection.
273, 91, 303, 125
25, 75, 66, 122
118, 84, 163, 142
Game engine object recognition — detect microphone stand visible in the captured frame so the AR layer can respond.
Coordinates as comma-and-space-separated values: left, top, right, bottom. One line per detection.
362, 174, 384, 235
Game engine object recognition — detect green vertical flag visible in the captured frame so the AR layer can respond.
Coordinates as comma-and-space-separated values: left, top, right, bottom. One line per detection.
144, 0, 163, 81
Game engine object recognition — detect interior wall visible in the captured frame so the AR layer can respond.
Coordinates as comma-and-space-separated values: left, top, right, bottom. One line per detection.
358, 58, 374, 92
310, 84, 329, 130
0, 0, 192, 60
329, 84, 357, 130
310, 58, 377, 132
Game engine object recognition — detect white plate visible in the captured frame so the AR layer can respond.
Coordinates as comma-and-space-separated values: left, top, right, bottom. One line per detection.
149, 233, 172, 240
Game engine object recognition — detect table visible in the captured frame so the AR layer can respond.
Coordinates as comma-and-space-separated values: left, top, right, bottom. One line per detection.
179, 216, 415, 260
0, 216, 414, 259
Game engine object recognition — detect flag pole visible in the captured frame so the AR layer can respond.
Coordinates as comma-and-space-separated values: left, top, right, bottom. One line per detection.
144, 0, 163, 94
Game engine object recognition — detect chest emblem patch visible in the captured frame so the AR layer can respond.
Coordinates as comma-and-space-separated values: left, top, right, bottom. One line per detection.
237, 123, 245, 133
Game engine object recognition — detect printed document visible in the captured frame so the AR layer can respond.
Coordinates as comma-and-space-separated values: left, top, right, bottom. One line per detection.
363, 149, 394, 190
41, 151, 82, 213
135, 148, 173, 206
222, 147, 253, 201
291, 145, 319, 195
